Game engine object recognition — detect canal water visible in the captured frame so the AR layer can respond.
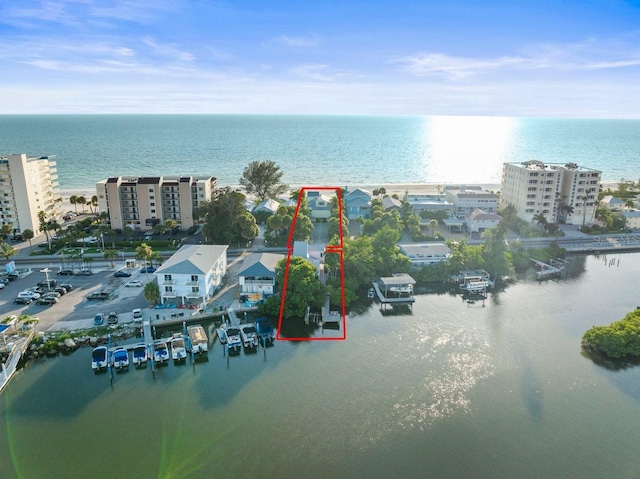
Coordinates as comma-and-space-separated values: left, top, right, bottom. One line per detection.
2, 253, 640, 478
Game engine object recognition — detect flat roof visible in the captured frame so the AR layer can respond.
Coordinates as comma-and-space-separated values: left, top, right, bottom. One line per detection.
379, 274, 416, 286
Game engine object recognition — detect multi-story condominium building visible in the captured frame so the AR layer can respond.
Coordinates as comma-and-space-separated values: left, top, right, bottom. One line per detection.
444, 186, 499, 218
0, 153, 62, 235
501, 161, 601, 225
96, 175, 217, 231
154, 244, 228, 306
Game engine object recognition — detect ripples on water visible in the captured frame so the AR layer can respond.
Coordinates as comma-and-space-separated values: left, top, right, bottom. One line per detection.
391, 314, 494, 430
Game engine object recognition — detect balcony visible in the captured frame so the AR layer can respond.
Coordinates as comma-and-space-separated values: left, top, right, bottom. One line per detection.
162, 280, 175, 286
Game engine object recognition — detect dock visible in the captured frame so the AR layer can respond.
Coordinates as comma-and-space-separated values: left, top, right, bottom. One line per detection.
532, 258, 568, 280
372, 274, 416, 310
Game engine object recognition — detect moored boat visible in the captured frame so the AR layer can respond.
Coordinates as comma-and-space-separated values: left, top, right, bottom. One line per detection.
112, 347, 129, 369
132, 344, 148, 366
153, 340, 169, 363
255, 317, 276, 345
91, 346, 108, 370
171, 334, 187, 361
187, 325, 208, 353
225, 327, 242, 353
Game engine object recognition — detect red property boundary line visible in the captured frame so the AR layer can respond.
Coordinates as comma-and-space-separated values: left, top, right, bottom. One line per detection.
276, 187, 347, 341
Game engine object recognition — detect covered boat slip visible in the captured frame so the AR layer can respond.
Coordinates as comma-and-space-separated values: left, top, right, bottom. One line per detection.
372, 274, 416, 309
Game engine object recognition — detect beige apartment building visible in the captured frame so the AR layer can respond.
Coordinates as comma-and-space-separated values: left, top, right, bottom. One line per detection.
501, 161, 601, 225
0, 153, 62, 235
96, 175, 217, 231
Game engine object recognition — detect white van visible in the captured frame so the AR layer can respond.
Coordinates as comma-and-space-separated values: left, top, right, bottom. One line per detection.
132, 308, 143, 320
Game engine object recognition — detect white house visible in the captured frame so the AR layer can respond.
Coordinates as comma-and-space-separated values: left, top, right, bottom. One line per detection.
601, 195, 627, 211
466, 208, 503, 235
237, 253, 284, 296
307, 192, 334, 221
623, 210, 640, 230
154, 244, 228, 306
399, 243, 451, 266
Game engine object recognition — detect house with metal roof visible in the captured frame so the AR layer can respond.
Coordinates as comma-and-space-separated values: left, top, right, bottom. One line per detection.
307, 192, 334, 221
154, 244, 228, 305
237, 252, 285, 296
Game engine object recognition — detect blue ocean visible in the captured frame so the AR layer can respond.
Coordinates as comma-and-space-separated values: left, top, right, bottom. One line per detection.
0, 115, 638, 189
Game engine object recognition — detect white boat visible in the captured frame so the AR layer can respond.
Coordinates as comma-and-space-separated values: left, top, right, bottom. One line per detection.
112, 347, 129, 369
132, 344, 148, 366
91, 346, 108, 370
240, 324, 259, 350
153, 340, 169, 363
188, 325, 208, 353
225, 327, 242, 353
171, 334, 187, 361
216, 325, 228, 345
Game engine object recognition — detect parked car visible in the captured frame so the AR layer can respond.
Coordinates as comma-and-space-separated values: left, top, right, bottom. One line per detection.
94, 313, 104, 325
56, 269, 75, 276
114, 270, 132, 278
14, 296, 32, 305
0, 277, 9, 285
125, 280, 143, 287
140, 266, 156, 274
38, 279, 57, 288
107, 312, 118, 324
76, 269, 93, 276
59, 283, 74, 291
18, 291, 40, 300
53, 287, 67, 295
143, 235, 153, 241
132, 308, 143, 320
0, 283, 5, 290
37, 296, 58, 305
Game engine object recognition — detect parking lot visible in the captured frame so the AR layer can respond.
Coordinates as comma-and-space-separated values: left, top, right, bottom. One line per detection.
0, 266, 151, 332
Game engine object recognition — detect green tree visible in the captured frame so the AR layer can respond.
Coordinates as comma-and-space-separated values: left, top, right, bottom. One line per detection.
263, 257, 325, 319
144, 281, 161, 305
428, 219, 439, 237
104, 249, 118, 268
232, 211, 259, 244
37, 210, 51, 247
77, 196, 87, 213
1, 224, 13, 238
22, 229, 34, 247
0, 242, 18, 261
69, 195, 78, 214
136, 243, 153, 265
90, 195, 99, 214
200, 187, 253, 244
239, 160, 288, 201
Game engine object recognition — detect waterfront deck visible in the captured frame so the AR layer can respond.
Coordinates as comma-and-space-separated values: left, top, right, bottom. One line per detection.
372, 274, 416, 309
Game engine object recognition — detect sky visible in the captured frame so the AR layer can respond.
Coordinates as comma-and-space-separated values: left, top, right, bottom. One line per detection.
1, 0, 640, 117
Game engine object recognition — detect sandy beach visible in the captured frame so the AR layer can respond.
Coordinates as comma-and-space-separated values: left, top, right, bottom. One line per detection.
59, 189, 96, 215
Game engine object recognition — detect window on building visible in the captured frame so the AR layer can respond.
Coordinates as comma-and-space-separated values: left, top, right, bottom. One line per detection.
192, 287, 199, 293
165, 286, 173, 293
191, 275, 198, 282
164, 274, 172, 281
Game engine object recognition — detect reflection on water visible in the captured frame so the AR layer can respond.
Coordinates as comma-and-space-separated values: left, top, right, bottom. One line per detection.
3, 254, 640, 478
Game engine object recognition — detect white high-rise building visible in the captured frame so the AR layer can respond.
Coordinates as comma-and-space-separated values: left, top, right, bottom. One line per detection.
0, 154, 62, 235
501, 161, 601, 225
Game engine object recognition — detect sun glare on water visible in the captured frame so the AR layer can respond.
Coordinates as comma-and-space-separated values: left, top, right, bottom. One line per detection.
420, 116, 518, 184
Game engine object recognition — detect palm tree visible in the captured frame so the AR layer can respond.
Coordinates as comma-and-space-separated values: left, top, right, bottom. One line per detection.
0, 242, 18, 261
90, 195, 98, 214
104, 249, 118, 268
144, 282, 160, 305
37, 210, 51, 248
532, 213, 547, 228
428, 219, 439, 237
69, 195, 78, 214
77, 196, 87, 213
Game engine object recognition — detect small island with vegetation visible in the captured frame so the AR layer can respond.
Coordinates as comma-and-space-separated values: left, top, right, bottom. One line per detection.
582, 308, 640, 359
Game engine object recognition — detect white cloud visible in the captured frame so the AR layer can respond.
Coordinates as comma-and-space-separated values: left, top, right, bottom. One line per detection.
142, 38, 195, 62
395, 37, 640, 79
274, 35, 320, 47
393, 53, 525, 79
